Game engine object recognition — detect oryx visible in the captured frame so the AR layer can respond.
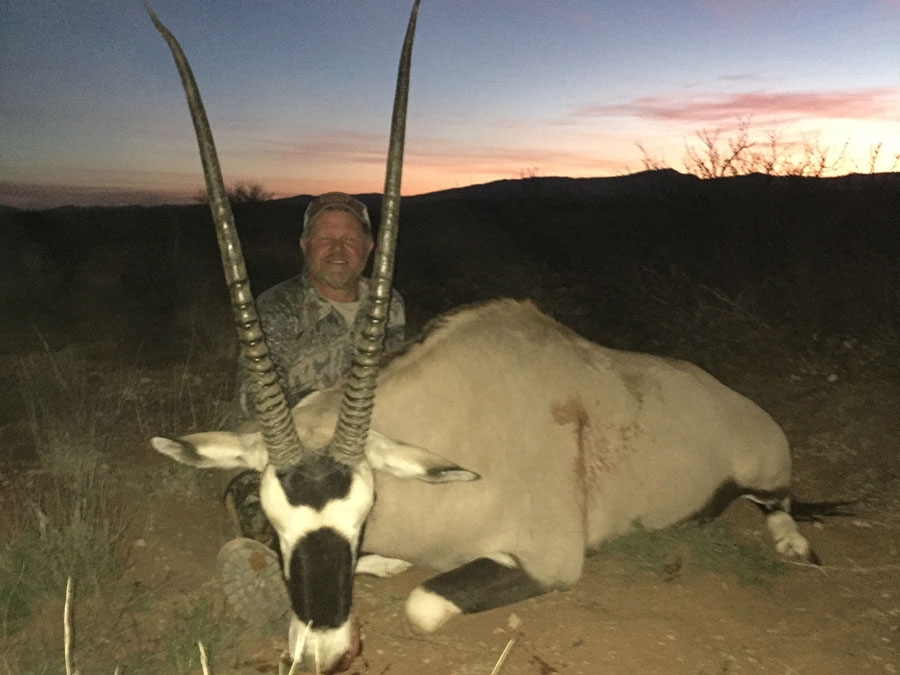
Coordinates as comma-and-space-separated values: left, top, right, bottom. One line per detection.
148, 2, 818, 672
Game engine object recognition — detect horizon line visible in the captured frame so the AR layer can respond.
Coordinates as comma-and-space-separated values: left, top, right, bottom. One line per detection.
5, 168, 900, 212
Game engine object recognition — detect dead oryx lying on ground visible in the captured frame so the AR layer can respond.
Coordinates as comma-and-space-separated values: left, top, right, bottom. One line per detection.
148, 2, 821, 672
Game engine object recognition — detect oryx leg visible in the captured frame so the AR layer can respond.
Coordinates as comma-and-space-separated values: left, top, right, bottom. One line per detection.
405, 556, 545, 633
356, 554, 413, 578
742, 493, 819, 564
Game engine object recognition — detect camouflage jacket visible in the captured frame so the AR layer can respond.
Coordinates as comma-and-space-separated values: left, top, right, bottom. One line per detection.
236, 274, 406, 420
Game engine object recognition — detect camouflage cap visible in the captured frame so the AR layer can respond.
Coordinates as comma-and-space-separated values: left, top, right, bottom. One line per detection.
303, 192, 372, 236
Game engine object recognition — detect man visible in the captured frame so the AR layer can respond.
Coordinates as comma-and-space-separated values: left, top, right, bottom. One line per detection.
236, 191, 406, 419
222, 192, 406, 626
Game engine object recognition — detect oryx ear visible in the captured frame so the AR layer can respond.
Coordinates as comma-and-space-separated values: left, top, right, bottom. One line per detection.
150, 431, 269, 472
365, 430, 480, 483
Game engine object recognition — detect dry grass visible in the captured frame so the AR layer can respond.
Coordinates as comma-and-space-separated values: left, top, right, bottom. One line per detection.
0, 338, 228, 673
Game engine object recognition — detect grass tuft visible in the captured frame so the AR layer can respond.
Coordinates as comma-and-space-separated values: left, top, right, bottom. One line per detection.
600, 519, 785, 586
2, 344, 134, 638
0, 453, 131, 636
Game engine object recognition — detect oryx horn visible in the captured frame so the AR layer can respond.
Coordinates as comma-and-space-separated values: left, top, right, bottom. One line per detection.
329, 0, 420, 465
148, 5, 305, 465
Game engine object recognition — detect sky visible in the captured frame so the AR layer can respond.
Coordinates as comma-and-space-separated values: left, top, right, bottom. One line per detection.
2, 0, 900, 210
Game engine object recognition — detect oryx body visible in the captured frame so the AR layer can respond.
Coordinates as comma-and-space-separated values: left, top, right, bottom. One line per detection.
161, 298, 812, 636
356, 298, 799, 579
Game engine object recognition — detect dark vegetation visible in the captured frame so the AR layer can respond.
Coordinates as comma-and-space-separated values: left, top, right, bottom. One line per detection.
2, 170, 898, 366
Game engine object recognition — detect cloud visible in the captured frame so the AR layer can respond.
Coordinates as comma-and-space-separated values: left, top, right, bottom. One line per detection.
576, 87, 900, 125
428, 135, 623, 181
254, 129, 389, 166
250, 128, 623, 182
716, 73, 763, 83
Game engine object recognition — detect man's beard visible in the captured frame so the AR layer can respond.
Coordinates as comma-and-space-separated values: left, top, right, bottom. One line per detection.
314, 262, 360, 292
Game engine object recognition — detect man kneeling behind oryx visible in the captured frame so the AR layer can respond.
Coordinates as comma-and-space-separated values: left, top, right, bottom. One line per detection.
221, 192, 406, 626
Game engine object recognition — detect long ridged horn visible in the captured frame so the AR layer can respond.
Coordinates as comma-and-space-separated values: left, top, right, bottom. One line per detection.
330, 0, 420, 465
148, 5, 305, 465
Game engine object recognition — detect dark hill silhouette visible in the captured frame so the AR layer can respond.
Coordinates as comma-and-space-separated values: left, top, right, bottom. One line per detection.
410, 169, 701, 203
1, 170, 898, 357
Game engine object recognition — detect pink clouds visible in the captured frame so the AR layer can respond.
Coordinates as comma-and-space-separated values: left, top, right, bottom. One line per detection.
578, 87, 900, 124
255, 129, 624, 188
249, 129, 389, 168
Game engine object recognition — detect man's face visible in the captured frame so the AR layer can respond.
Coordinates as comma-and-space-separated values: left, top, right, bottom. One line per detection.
300, 209, 374, 300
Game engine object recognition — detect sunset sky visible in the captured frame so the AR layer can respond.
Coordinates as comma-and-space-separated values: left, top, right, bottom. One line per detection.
3, 1, 900, 209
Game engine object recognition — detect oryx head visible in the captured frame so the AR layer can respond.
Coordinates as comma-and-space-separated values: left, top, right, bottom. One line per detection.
146, 2, 475, 671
